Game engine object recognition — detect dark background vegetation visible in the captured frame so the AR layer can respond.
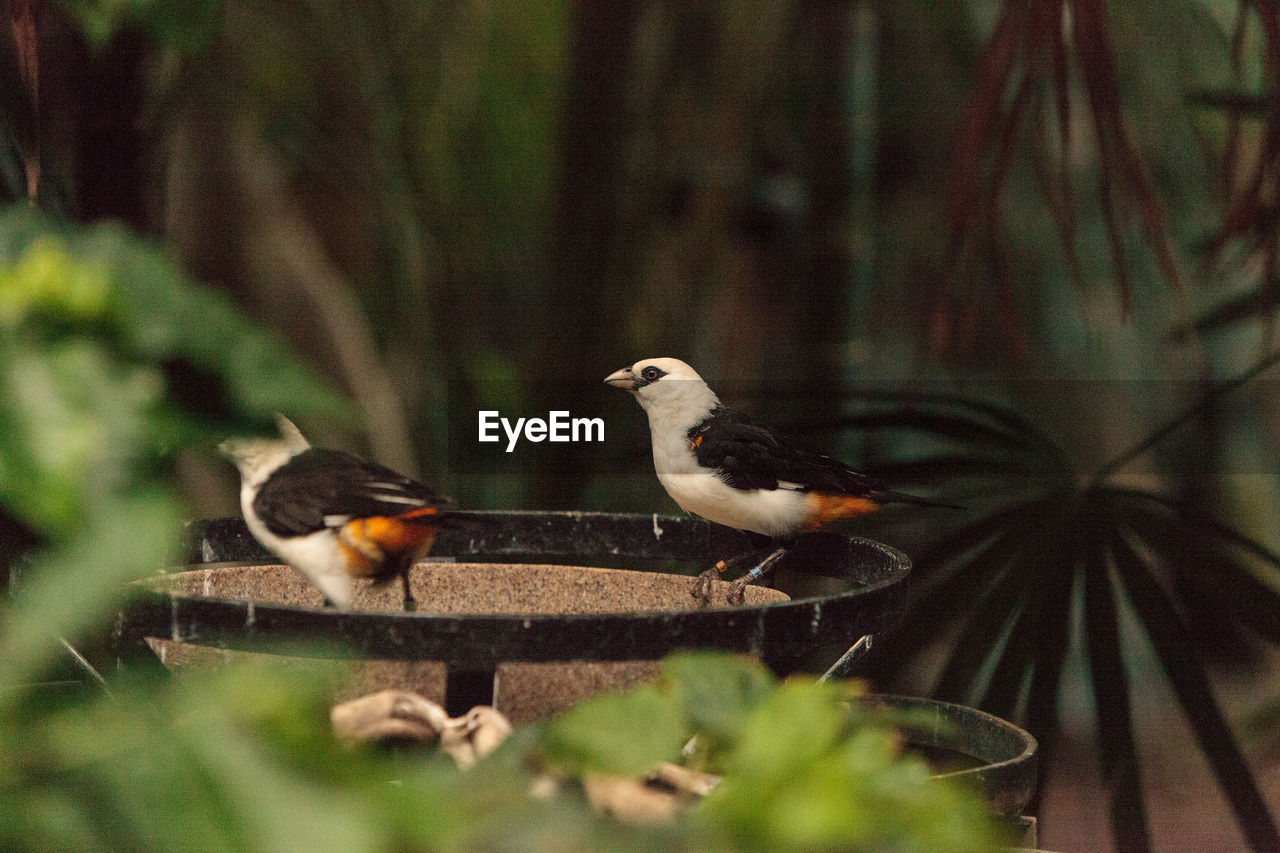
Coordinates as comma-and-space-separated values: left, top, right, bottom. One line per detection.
5, 1, 1280, 850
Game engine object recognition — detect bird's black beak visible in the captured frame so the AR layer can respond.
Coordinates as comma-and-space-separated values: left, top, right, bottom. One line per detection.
604, 367, 638, 391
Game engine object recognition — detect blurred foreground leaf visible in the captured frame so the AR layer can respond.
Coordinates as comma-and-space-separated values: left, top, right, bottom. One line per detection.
2, 661, 620, 853
0, 202, 345, 692
540, 683, 687, 777
540, 652, 1003, 852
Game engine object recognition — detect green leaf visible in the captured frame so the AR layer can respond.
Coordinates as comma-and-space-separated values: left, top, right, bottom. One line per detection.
0, 209, 349, 444
0, 336, 163, 536
14, 663, 389, 852
700, 678, 1000, 851
722, 680, 848, 781
661, 651, 774, 750
0, 491, 181, 700
539, 683, 687, 776
0, 237, 112, 328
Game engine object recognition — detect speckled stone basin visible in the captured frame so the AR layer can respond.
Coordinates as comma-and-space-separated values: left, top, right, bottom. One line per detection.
143, 560, 789, 723
120, 513, 909, 724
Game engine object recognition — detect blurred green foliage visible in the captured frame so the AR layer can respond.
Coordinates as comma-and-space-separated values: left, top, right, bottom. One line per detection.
1, 659, 633, 852
0, 651, 1004, 852
543, 653, 1005, 852
0, 206, 345, 690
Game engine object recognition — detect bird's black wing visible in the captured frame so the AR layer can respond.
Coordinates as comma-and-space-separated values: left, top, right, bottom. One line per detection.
688, 407, 885, 495
254, 448, 450, 537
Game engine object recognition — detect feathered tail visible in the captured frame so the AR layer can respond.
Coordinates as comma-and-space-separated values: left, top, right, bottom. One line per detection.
870, 489, 964, 510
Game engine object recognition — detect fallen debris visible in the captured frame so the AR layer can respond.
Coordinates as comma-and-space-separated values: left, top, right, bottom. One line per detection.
331, 689, 511, 769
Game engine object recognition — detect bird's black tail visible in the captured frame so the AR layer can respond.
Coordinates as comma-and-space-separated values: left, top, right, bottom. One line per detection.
434, 510, 502, 529
871, 489, 964, 511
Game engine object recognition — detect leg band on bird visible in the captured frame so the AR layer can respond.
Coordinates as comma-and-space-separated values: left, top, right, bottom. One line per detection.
692, 548, 768, 604
725, 546, 788, 605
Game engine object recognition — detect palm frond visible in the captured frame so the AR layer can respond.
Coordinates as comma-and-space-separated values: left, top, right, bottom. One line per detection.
849, 382, 1280, 851
1082, 538, 1151, 852
1110, 531, 1280, 850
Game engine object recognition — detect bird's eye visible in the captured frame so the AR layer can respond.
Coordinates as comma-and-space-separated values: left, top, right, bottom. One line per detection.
641, 366, 662, 382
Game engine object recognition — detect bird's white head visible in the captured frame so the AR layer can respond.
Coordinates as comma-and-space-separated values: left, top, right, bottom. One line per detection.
219, 414, 311, 488
604, 357, 720, 428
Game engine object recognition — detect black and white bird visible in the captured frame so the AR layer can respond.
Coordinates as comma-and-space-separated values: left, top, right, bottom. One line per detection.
220, 416, 458, 611
605, 358, 957, 604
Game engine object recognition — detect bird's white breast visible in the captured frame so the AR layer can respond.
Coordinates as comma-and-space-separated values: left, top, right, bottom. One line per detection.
649, 426, 810, 538
241, 484, 354, 607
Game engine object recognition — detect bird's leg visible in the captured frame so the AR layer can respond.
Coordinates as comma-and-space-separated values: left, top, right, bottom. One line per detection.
690, 550, 758, 605
725, 546, 788, 606
400, 570, 418, 612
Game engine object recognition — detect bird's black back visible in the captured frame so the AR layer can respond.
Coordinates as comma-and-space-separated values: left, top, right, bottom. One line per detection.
253, 448, 449, 537
687, 406, 884, 495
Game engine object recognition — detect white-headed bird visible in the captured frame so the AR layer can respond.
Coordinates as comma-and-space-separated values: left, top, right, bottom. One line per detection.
220, 416, 457, 611
606, 358, 956, 604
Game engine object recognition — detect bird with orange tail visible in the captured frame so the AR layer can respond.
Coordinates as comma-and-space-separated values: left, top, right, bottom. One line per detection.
220, 416, 461, 611
605, 358, 958, 605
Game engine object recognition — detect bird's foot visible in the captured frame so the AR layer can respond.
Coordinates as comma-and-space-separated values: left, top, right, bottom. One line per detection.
725, 574, 752, 606
399, 571, 418, 612
690, 550, 762, 606
724, 546, 789, 606
690, 569, 719, 606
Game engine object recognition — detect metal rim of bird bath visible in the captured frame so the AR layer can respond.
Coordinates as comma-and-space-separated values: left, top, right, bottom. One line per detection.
118, 511, 908, 674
